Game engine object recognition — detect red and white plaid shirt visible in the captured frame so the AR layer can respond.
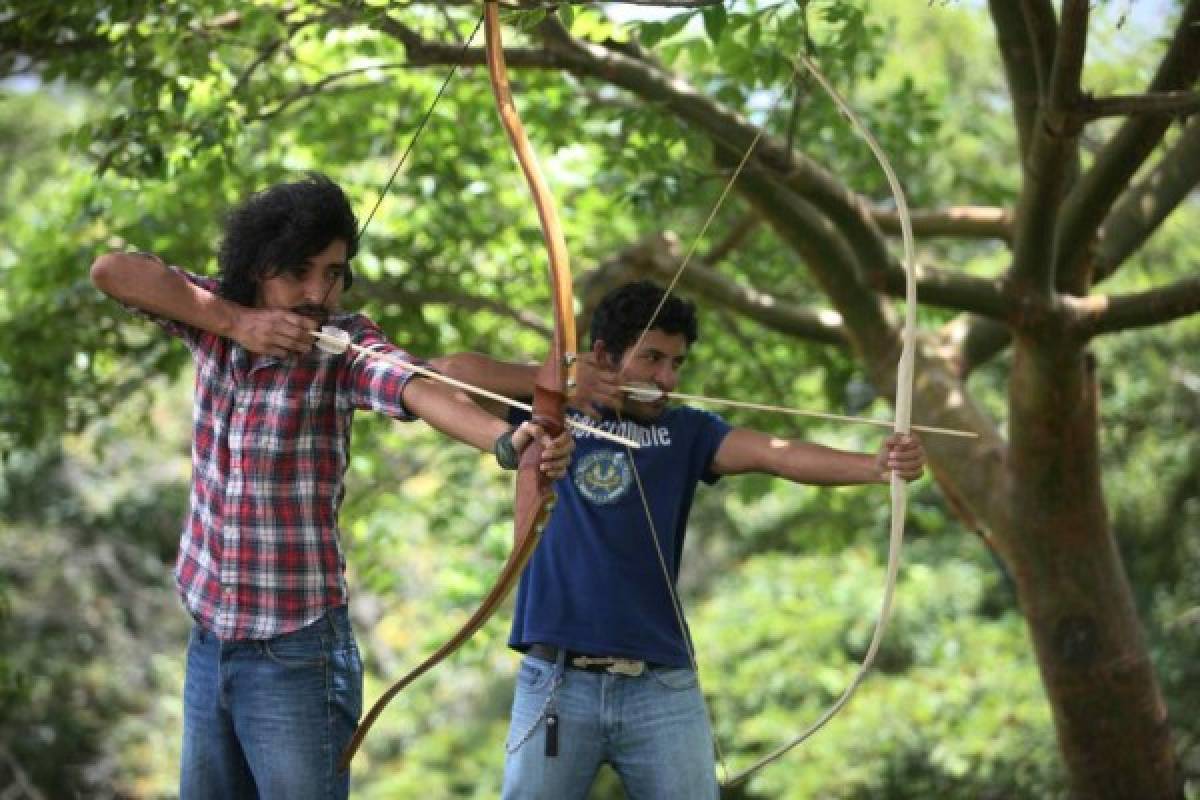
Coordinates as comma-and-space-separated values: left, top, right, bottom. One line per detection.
145, 269, 421, 640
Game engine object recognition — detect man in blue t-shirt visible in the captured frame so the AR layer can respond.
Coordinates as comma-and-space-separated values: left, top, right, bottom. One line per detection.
436, 281, 925, 799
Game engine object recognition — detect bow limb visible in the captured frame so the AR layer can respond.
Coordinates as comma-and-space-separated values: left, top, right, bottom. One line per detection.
720, 54, 918, 788
483, 0, 577, 524
336, 2, 574, 773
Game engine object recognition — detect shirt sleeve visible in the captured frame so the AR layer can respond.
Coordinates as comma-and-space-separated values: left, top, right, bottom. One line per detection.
339, 314, 426, 422
696, 409, 733, 485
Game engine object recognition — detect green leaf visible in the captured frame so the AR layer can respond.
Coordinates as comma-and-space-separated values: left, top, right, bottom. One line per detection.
704, 5, 729, 43
639, 13, 693, 48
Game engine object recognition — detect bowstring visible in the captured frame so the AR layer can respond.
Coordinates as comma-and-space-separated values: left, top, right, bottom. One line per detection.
613, 61, 802, 788
319, 11, 486, 309
357, 12, 486, 241
617, 43, 915, 788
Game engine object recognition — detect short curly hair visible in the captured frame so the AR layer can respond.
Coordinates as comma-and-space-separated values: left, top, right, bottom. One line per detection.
589, 280, 698, 360
217, 173, 358, 305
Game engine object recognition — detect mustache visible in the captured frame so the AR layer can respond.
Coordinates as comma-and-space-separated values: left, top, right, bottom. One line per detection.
292, 304, 329, 323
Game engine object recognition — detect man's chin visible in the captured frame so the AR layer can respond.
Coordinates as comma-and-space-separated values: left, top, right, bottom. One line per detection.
622, 400, 667, 423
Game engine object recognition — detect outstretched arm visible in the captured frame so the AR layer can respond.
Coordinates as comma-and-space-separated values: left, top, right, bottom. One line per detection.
712, 428, 924, 485
90, 251, 315, 358
430, 353, 538, 417
401, 377, 573, 478
433, 343, 620, 419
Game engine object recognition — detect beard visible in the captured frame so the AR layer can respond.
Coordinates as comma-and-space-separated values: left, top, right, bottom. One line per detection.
292, 304, 330, 325
621, 397, 668, 423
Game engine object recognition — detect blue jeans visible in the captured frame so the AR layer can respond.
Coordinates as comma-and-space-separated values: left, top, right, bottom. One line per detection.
501, 653, 719, 799
179, 607, 363, 800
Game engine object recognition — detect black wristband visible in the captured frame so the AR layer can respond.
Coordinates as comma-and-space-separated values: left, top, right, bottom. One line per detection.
493, 426, 520, 470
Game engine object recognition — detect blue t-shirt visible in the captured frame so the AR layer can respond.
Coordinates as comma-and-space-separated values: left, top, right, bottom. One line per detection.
507, 406, 732, 667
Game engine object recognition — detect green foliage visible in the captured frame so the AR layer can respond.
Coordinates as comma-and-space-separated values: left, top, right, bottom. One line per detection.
0, 434, 188, 797
699, 544, 1065, 798
1, 0, 1197, 796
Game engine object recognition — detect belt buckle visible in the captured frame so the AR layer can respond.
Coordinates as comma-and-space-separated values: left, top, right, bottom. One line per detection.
569, 655, 646, 676
605, 658, 645, 677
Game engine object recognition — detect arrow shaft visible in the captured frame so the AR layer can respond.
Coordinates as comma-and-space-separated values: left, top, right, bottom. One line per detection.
312, 331, 640, 450
622, 386, 976, 438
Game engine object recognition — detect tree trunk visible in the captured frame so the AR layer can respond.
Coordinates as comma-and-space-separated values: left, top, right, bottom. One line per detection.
1006, 333, 1179, 798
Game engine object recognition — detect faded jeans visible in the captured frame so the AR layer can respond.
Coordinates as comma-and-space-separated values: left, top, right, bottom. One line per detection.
179, 606, 363, 800
502, 652, 719, 799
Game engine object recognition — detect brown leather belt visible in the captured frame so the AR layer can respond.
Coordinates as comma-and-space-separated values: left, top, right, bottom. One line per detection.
527, 643, 649, 677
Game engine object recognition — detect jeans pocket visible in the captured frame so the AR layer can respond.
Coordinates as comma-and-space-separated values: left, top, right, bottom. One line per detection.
517, 655, 556, 692
506, 657, 557, 754
649, 666, 698, 691
263, 624, 327, 668
330, 639, 364, 727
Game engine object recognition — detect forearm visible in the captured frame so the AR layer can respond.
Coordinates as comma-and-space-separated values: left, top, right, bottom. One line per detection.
430, 352, 538, 417
90, 252, 237, 337
771, 441, 885, 486
402, 377, 510, 452
432, 352, 537, 398
713, 428, 886, 485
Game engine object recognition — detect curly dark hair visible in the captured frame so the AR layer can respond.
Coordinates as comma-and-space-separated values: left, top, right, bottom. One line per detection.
217, 173, 358, 305
589, 280, 698, 360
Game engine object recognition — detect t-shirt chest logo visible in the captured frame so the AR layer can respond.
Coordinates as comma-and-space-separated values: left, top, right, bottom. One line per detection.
573, 449, 633, 505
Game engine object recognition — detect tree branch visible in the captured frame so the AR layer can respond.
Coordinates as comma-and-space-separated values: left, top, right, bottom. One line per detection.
874, 264, 1012, 321
730, 154, 904, 383
369, 12, 897, 289
1068, 277, 1200, 336
873, 206, 1013, 242
657, 236, 852, 347
1081, 90, 1200, 121
370, 16, 558, 69
939, 315, 1014, 379
247, 63, 421, 121
354, 277, 553, 337
986, 0, 1054, 161
1053, 0, 1200, 290
702, 213, 762, 266
534, 14, 899, 287
1095, 115, 1200, 281
1007, 0, 1088, 298
1045, 0, 1089, 123
578, 232, 850, 348
502, 0, 724, 6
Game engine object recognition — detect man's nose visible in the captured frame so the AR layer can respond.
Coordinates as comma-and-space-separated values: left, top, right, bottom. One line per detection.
655, 363, 678, 390
302, 274, 328, 304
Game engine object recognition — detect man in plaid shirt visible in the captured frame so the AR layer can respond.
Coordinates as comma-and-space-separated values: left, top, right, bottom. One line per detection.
90, 174, 572, 799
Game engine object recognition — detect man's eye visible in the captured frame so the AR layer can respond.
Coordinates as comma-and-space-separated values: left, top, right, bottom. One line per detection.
274, 263, 306, 279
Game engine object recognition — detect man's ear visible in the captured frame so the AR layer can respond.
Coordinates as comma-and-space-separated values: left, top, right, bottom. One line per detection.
592, 339, 615, 368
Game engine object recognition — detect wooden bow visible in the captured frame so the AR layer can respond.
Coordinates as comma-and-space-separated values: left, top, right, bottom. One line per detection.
337, 2, 575, 772
720, 53, 918, 787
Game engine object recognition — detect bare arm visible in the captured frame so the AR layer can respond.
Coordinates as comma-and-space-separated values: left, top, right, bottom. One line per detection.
432, 345, 621, 418
90, 251, 315, 357
401, 377, 572, 475
430, 352, 538, 417
712, 428, 924, 485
